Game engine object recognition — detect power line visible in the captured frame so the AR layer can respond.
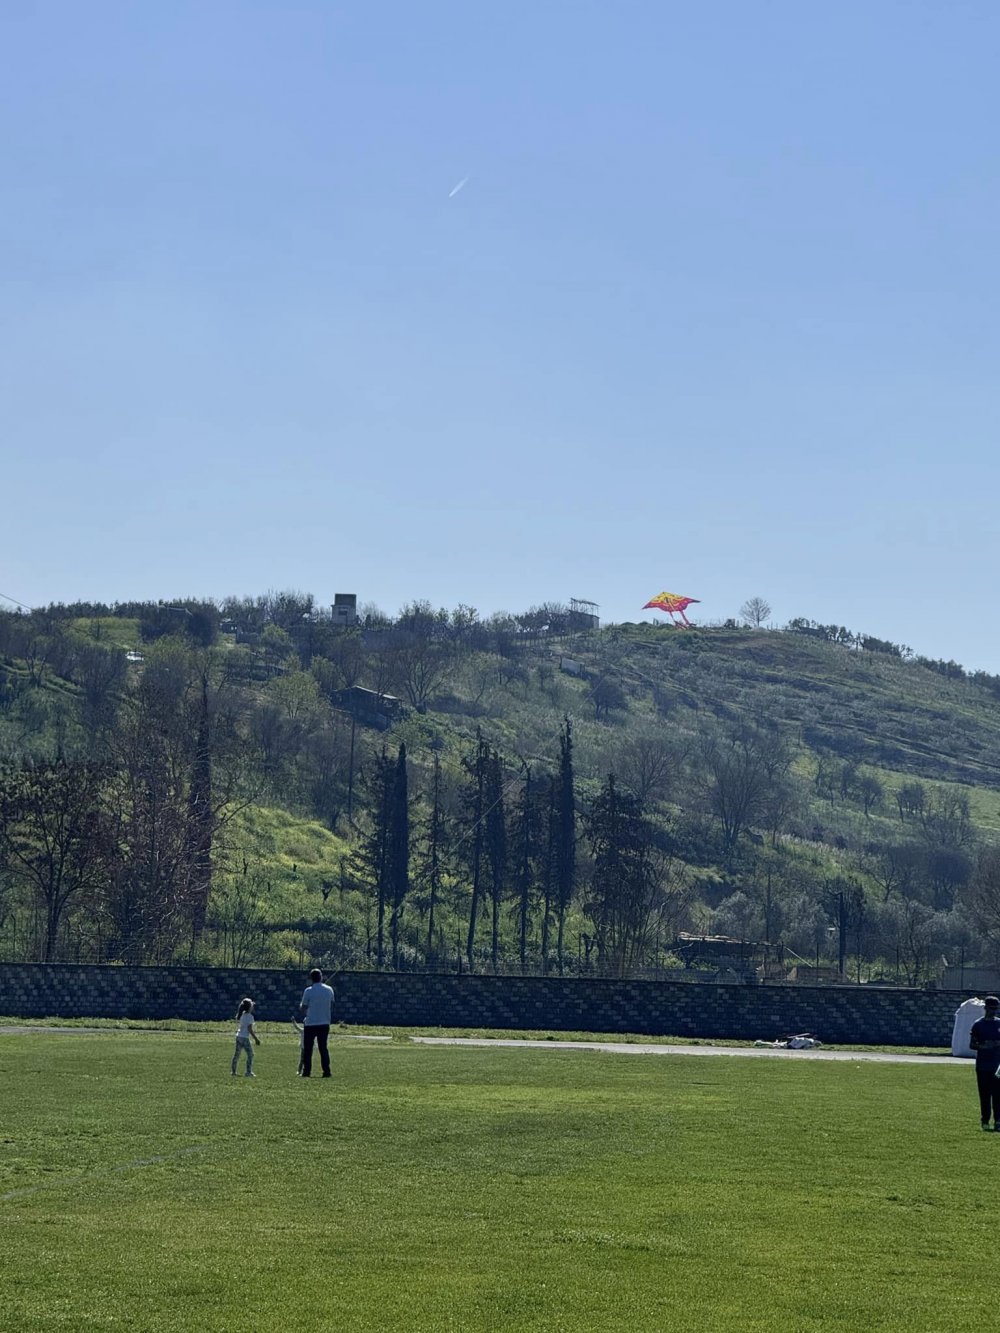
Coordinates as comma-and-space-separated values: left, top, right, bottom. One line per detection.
0, 590, 32, 611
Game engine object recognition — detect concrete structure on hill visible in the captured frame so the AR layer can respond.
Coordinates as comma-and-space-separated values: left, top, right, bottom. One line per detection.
331, 593, 358, 628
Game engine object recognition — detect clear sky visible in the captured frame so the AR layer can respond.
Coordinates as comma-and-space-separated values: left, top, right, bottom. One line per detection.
2, 2, 998, 669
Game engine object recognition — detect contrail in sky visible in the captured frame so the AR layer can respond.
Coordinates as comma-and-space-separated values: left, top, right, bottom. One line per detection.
448, 176, 469, 198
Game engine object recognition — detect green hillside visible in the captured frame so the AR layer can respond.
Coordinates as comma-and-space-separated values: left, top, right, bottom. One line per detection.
2, 598, 1000, 981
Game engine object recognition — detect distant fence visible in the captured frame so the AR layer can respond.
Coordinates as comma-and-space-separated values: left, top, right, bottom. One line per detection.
0, 964, 973, 1047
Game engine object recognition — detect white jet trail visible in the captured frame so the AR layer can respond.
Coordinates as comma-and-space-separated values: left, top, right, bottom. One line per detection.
448, 176, 469, 198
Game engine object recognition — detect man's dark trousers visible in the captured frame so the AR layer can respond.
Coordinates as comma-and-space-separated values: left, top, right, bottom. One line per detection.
302, 1024, 331, 1077
976, 1057, 1000, 1122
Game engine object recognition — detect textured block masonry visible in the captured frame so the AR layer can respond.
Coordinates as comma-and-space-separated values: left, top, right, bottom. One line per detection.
0, 963, 969, 1046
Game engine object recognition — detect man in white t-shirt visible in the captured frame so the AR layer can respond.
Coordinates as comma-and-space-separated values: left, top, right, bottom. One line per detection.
299, 968, 335, 1078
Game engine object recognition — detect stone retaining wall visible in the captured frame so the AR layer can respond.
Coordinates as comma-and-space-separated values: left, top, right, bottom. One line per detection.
0, 964, 972, 1046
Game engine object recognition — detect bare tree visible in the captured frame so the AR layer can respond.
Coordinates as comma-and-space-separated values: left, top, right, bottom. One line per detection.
886, 898, 945, 987
393, 635, 454, 713
103, 642, 253, 961
74, 643, 127, 738
324, 630, 366, 689
697, 719, 791, 852
739, 597, 771, 629
213, 858, 269, 968
862, 842, 923, 902
359, 632, 399, 703
0, 760, 112, 961
612, 729, 678, 806
920, 790, 974, 851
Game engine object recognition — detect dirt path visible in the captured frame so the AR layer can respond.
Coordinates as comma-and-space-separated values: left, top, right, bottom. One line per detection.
412, 1037, 967, 1066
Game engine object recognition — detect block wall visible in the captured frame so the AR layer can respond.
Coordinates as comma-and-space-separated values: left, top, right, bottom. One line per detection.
0, 964, 971, 1047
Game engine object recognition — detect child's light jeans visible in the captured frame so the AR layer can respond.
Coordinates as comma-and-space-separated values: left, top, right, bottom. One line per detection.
232, 1036, 254, 1076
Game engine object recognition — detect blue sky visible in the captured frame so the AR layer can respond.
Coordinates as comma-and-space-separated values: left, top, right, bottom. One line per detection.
2, 2, 999, 668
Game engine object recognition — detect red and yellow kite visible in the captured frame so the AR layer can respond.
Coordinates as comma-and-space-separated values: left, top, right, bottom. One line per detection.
642, 590, 700, 627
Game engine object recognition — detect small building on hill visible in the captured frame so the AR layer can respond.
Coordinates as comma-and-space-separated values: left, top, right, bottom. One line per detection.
331, 686, 405, 730
567, 598, 600, 631
331, 593, 358, 628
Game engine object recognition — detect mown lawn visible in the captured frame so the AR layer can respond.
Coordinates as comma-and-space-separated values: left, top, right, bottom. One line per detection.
0, 1032, 991, 1331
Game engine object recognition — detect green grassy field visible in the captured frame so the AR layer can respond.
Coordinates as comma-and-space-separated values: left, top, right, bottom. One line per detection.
0, 1031, 992, 1331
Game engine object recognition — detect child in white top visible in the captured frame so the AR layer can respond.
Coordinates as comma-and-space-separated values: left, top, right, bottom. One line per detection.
232, 998, 261, 1077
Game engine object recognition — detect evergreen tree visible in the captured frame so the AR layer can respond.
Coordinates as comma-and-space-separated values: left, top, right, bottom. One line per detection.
353, 746, 393, 969
461, 729, 490, 972
552, 717, 576, 973
417, 752, 447, 963
585, 773, 655, 977
510, 764, 542, 974
540, 778, 556, 972
387, 743, 410, 970
187, 669, 213, 940
485, 747, 507, 974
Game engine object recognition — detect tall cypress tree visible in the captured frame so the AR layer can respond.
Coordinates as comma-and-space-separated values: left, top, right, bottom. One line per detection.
585, 772, 632, 975
387, 743, 410, 971
510, 763, 542, 974
541, 778, 556, 973
353, 746, 393, 969
186, 669, 214, 941
420, 751, 446, 964
485, 747, 507, 974
553, 717, 576, 974
462, 729, 490, 973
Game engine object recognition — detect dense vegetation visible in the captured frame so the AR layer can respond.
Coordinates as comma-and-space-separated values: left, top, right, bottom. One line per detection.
3, 593, 1000, 981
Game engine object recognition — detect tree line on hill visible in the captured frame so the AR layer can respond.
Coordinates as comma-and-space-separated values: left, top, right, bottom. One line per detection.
786, 617, 1000, 697
2, 595, 1000, 980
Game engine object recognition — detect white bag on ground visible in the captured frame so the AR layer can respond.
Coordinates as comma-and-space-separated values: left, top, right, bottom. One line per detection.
952, 998, 985, 1058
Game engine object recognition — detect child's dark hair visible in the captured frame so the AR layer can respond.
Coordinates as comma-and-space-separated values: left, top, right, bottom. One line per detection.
236, 997, 254, 1018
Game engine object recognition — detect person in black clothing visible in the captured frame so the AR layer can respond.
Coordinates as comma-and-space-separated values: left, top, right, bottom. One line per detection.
969, 995, 1000, 1130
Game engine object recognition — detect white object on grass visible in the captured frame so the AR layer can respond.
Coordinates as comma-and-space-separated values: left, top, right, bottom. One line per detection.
952, 997, 985, 1058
